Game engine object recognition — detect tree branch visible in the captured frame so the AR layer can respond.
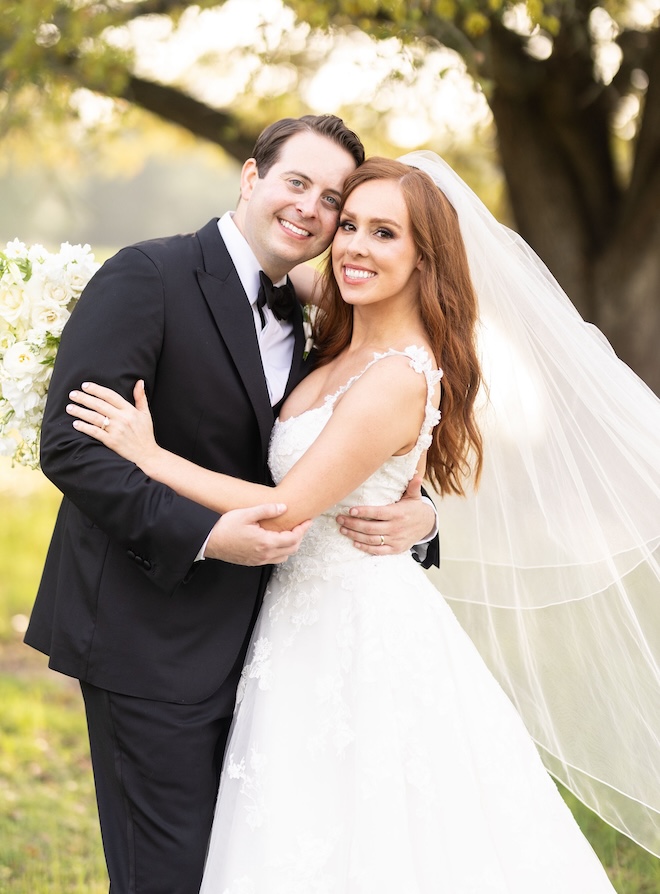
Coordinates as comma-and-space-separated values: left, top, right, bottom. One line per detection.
121, 75, 258, 162
105, 0, 225, 24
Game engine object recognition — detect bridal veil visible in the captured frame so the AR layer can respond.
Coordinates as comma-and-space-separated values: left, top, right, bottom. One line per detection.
398, 150, 660, 856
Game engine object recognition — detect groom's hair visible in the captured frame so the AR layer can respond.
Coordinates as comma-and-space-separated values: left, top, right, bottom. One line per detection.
251, 115, 365, 176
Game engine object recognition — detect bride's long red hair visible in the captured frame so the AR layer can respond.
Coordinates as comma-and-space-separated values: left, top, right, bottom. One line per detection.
314, 157, 483, 496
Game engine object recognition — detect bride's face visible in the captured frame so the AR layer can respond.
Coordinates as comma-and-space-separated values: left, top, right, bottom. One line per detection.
331, 179, 422, 309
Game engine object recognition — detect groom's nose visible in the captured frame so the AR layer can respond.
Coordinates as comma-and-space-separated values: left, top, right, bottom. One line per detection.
294, 192, 319, 219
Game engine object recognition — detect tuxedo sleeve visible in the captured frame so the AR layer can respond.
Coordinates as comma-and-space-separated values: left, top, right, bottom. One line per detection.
40, 246, 220, 595
413, 486, 440, 569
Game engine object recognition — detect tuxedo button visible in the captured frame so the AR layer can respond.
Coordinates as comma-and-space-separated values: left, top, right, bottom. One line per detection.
142, 560, 152, 571
127, 549, 136, 560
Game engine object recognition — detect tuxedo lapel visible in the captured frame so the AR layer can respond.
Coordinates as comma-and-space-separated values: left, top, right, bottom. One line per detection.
195, 221, 274, 458
282, 289, 314, 402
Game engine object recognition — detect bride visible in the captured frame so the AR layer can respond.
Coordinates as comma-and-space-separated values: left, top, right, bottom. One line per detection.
66, 154, 660, 891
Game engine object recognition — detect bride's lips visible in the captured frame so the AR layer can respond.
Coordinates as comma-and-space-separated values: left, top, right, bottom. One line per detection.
342, 265, 376, 283
279, 218, 312, 239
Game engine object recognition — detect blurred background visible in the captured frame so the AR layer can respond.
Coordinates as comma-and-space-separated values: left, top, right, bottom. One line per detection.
1, 1, 660, 890
3, 0, 660, 389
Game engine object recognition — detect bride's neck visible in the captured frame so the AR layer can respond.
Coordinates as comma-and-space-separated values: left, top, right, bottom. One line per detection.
348, 304, 423, 354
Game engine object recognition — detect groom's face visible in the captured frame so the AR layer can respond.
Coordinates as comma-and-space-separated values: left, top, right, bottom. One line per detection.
236, 131, 357, 282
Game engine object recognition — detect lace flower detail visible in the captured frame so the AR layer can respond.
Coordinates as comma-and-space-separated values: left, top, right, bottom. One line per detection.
236, 637, 273, 704
403, 343, 434, 374
225, 747, 268, 829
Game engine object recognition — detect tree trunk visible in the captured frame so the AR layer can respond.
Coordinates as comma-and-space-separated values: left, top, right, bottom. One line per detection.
484, 19, 660, 392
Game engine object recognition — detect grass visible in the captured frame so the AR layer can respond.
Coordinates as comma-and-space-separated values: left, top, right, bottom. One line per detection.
0, 673, 107, 892
559, 785, 660, 893
0, 463, 106, 891
0, 473, 61, 642
1, 459, 659, 892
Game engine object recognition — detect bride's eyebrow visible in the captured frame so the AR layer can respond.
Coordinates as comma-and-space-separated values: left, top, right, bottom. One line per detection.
369, 217, 400, 229
349, 215, 402, 231
340, 206, 401, 229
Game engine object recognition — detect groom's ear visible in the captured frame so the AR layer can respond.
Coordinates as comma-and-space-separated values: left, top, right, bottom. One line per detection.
240, 158, 259, 201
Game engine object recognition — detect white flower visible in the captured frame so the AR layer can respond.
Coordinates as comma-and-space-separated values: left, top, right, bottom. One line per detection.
0, 325, 15, 353
0, 279, 27, 326
3, 239, 28, 260
2, 340, 43, 380
60, 242, 98, 297
32, 263, 71, 305
29, 297, 71, 335
0, 240, 99, 468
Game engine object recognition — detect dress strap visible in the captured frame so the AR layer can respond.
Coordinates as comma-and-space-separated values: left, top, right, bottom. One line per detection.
325, 346, 443, 461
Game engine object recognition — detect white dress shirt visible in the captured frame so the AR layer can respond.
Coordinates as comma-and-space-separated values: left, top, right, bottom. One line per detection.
218, 212, 294, 407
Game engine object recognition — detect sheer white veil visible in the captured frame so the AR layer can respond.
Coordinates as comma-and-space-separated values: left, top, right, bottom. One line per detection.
398, 150, 660, 856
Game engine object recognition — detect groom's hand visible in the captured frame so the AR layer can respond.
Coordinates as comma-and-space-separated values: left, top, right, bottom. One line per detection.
336, 476, 436, 556
205, 504, 310, 565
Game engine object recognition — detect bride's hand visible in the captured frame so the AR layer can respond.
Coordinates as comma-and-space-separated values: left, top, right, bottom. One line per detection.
66, 379, 160, 471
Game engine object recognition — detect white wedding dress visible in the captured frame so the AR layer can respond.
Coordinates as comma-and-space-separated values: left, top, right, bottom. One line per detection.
200, 347, 616, 894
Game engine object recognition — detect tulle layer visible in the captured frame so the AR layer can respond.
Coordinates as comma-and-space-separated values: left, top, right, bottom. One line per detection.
399, 151, 660, 856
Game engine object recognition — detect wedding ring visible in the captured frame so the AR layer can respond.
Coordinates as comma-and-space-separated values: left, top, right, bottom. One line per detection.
380, 534, 385, 547
101, 416, 110, 431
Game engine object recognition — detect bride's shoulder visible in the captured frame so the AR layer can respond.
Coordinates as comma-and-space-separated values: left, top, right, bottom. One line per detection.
351, 344, 442, 413
352, 348, 434, 402
367, 344, 441, 381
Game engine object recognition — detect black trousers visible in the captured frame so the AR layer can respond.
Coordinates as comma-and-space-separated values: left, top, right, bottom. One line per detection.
80, 660, 244, 894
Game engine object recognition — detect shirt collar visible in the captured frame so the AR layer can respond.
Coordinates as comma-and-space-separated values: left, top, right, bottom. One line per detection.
218, 213, 287, 305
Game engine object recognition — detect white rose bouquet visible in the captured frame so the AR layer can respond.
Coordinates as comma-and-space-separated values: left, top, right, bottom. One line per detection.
0, 240, 99, 469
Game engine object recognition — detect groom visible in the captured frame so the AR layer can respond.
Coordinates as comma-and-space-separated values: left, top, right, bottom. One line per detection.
26, 115, 438, 893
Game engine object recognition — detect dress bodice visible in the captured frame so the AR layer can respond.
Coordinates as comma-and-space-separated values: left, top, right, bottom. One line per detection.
268, 346, 442, 572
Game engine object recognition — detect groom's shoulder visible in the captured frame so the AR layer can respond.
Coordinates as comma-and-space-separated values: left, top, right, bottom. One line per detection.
127, 218, 222, 261
97, 219, 225, 283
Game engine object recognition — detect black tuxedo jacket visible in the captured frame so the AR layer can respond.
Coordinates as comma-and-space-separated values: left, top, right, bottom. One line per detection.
26, 219, 439, 705
26, 220, 311, 703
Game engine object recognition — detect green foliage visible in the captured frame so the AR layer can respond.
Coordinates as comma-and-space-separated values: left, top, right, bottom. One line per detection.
0, 250, 31, 280
0, 674, 107, 892
1, 0, 654, 170
0, 474, 107, 890
1, 0, 126, 91
0, 0, 230, 139
0, 0, 124, 135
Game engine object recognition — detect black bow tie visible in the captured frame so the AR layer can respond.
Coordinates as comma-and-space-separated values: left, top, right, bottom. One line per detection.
257, 271, 296, 326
